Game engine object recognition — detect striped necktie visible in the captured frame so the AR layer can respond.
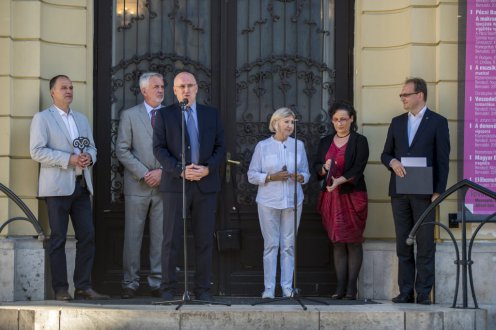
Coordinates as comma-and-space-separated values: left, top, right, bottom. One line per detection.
150, 109, 158, 128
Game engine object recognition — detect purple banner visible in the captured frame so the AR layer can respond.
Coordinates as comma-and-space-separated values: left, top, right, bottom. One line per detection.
464, 0, 496, 214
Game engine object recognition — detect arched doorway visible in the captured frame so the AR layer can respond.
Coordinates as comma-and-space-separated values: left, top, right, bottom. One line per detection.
94, 0, 354, 296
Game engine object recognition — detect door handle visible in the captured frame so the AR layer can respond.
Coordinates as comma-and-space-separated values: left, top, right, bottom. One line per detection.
226, 152, 240, 183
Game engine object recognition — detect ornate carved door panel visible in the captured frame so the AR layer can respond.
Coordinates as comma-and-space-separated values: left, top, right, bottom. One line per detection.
94, 0, 353, 295
220, 0, 348, 296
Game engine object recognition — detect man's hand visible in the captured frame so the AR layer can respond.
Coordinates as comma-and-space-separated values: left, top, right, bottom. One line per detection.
390, 159, 406, 178
431, 192, 440, 202
184, 164, 209, 181
144, 169, 162, 187
79, 153, 92, 168
69, 153, 92, 168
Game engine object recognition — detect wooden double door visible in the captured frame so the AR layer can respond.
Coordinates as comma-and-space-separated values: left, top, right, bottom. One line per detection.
93, 0, 354, 296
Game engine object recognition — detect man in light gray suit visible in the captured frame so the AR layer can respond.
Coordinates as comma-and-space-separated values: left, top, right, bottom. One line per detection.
116, 72, 164, 298
30, 75, 108, 300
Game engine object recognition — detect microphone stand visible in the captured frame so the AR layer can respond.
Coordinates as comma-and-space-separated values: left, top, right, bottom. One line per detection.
253, 118, 327, 310
154, 100, 229, 310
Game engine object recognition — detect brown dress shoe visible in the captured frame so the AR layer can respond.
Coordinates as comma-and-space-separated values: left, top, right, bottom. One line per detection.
55, 290, 73, 301
74, 288, 110, 300
416, 294, 432, 305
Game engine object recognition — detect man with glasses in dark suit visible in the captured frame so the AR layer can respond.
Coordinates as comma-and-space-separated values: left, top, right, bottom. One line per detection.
381, 77, 450, 305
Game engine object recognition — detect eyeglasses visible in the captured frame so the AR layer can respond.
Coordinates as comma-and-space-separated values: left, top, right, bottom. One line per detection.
399, 92, 419, 98
332, 117, 350, 124
175, 84, 197, 90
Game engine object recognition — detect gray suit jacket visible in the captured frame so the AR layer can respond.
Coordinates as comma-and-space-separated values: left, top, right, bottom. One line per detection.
116, 103, 162, 196
30, 106, 97, 196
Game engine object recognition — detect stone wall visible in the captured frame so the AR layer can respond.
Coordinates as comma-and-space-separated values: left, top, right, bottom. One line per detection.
0, 237, 76, 301
360, 240, 496, 306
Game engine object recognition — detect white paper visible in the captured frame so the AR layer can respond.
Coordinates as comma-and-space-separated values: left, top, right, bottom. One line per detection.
401, 157, 427, 167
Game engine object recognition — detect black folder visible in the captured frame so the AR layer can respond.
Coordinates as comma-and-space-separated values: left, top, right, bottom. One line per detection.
396, 167, 433, 194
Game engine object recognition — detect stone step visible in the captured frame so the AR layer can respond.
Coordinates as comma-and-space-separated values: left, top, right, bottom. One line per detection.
0, 300, 487, 330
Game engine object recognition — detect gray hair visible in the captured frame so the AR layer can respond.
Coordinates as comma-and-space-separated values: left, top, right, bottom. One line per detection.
139, 72, 163, 89
269, 107, 295, 133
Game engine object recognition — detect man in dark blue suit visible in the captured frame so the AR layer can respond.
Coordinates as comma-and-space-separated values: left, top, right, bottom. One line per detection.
381, 77, 450, 305
153, 72, 226, 301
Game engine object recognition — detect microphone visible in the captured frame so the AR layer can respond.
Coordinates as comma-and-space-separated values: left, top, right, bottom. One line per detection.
179, 98, 188, 109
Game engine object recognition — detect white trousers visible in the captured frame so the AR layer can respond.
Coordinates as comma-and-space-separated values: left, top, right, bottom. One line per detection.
257, 204, 302, 293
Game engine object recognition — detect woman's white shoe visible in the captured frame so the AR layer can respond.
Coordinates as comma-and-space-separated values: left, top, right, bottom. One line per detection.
282, 287, 293, 297
262, 290, 275, 299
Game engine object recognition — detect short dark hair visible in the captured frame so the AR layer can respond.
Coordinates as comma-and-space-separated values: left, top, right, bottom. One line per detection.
329, 100, 358, 132
49, 75, 70, 90
404, 77, 427, 102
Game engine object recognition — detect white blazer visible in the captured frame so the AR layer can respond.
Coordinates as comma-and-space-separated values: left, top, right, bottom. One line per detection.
30, 106, 97, 197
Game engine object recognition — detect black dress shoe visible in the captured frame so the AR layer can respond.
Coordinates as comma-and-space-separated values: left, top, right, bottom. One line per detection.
55, 290, 73, 301
159, 291, 175, 301
416, 294, 432, 305
150, 288, 161, 298
342, 294, 357, 300
392, 293, 414, 303
196, 291, 213, 301
121, 287, 136, 299
331, 293, 345, 300
74, 288, 110, 300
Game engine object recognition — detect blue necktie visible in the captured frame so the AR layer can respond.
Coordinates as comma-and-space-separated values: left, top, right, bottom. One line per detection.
186, 107, 199, 164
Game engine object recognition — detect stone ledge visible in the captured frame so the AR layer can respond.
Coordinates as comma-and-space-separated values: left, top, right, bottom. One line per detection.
0, 302, 488, 330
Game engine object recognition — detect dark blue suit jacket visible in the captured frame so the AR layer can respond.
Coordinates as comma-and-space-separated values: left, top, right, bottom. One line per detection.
381, 108, 450, 197
152, 103, 226, 193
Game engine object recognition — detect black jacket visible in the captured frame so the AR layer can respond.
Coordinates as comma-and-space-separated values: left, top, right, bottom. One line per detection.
313, 131, 369, 194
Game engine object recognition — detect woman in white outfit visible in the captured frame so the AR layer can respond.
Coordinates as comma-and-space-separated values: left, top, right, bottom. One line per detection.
248, 107, 310, 299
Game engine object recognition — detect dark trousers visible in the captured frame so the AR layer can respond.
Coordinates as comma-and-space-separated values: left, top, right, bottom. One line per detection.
160, 183, 217, 295
392, 195, 435, 296
45, 180, 95, 293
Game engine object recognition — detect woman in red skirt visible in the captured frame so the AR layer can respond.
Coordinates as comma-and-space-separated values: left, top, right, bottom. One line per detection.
314, 101, 369, 300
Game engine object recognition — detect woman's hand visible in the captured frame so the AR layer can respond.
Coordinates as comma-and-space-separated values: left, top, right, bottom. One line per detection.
325, 176, 347, 192
268, 169, 290, 182
290, 173, 304, 183
321, 159, 332, 176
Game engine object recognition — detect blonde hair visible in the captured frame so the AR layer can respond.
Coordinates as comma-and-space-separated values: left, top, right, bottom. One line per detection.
269, 107, 295, 133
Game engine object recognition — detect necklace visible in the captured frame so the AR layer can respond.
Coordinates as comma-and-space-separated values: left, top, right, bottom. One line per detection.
336, 132, 350, 138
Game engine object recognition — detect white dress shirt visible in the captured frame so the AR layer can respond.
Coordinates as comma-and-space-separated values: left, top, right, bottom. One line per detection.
248, 136, 310, 209
144, 101, 162, 119
408, 106, 426, 146
56, 106, 82, 175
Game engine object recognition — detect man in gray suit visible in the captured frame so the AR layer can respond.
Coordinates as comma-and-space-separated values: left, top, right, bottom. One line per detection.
116, 72, 164, 298
30, 75, 108, 300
